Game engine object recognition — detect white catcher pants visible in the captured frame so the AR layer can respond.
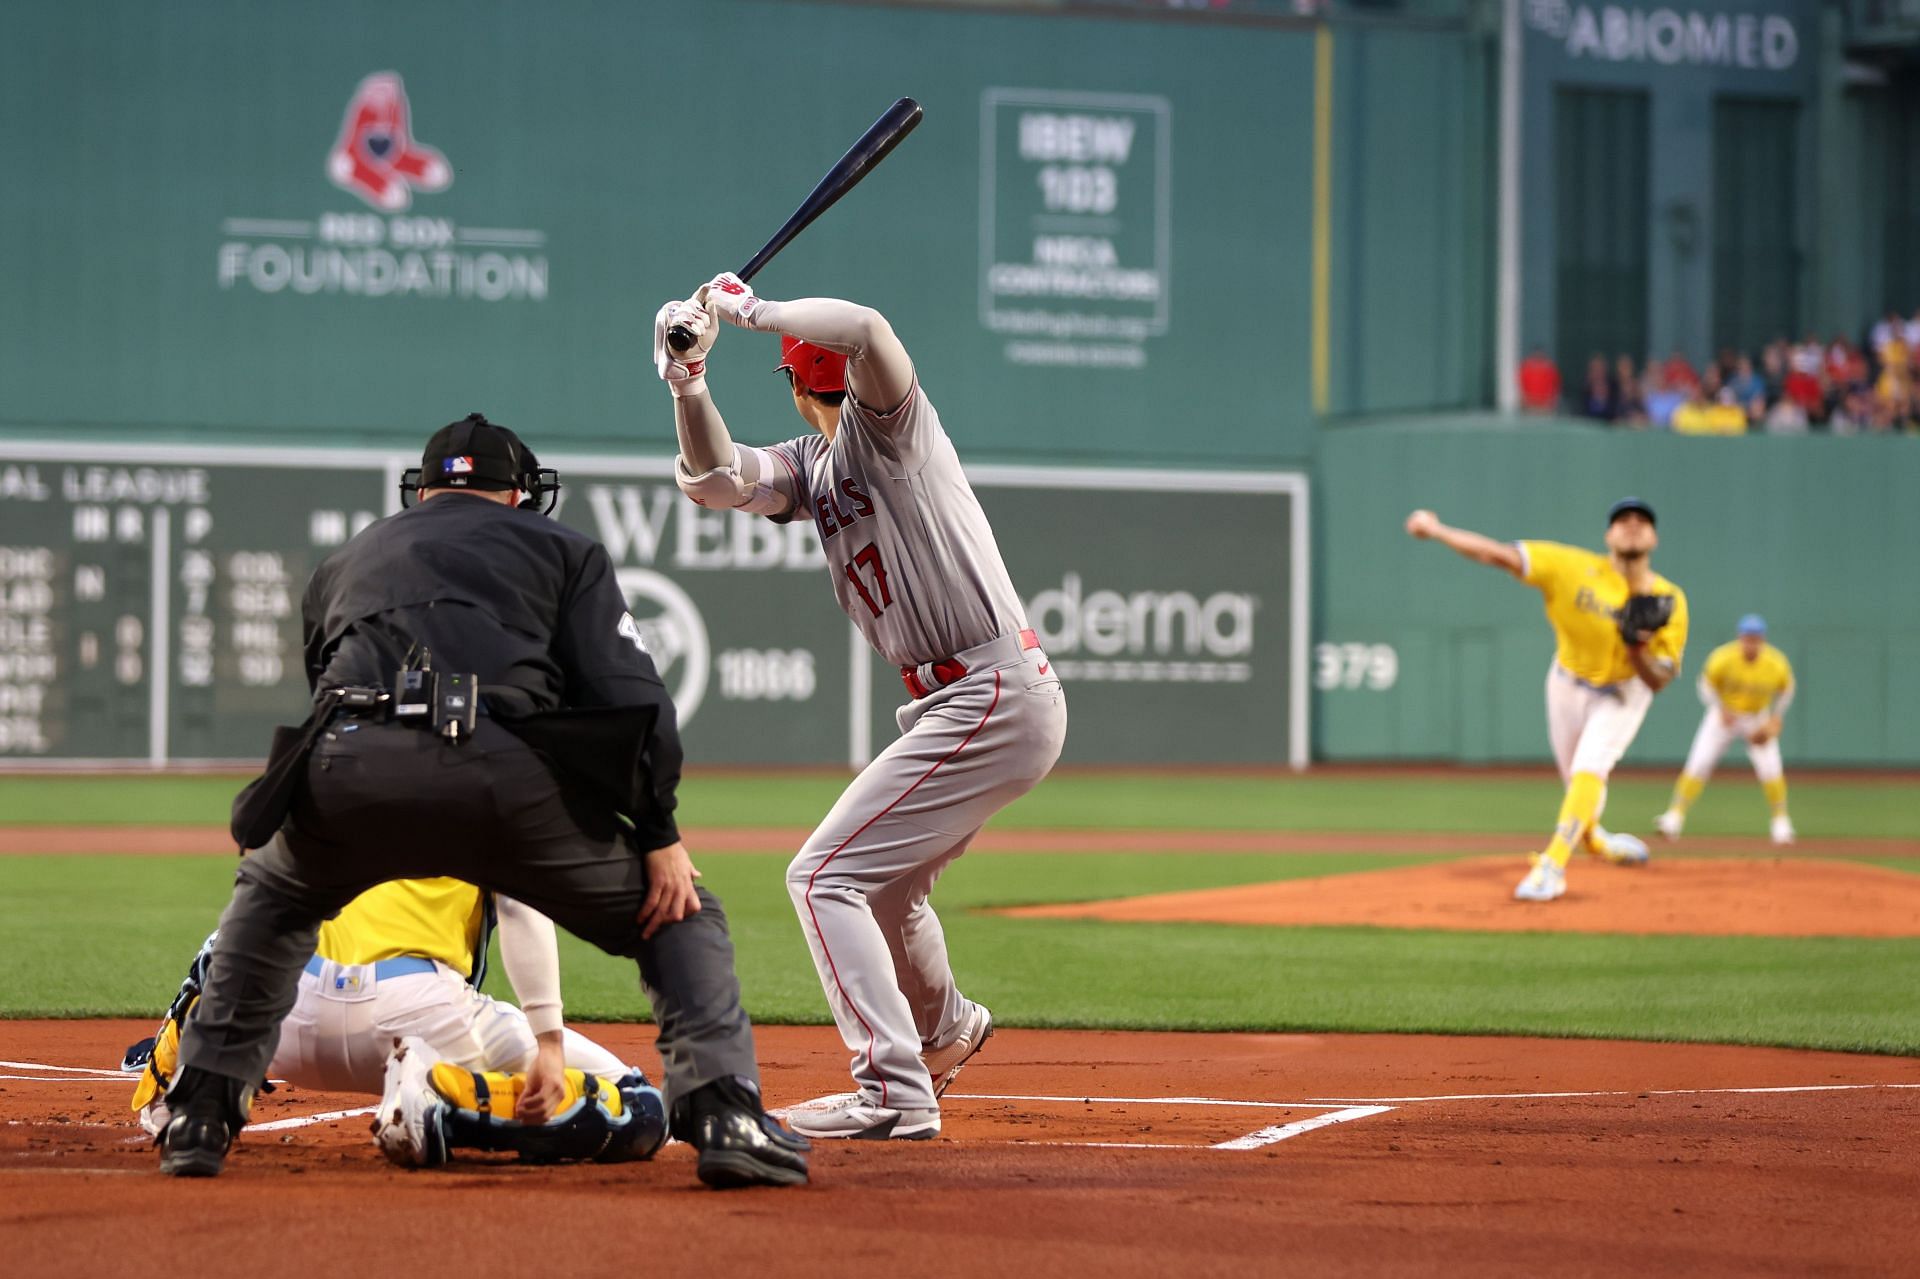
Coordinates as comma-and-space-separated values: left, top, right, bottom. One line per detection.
269, 957, 628, 1094
1680, 708, 1784, 783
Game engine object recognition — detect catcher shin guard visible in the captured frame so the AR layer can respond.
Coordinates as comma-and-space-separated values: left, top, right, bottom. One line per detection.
428, 1063, 667, 1164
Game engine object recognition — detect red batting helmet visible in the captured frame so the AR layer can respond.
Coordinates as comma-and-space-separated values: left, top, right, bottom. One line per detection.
776, 335, 848, 395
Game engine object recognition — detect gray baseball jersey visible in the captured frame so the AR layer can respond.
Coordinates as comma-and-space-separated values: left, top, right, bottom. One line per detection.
752, 380, 1029, 669
739, 377, 1066, 1119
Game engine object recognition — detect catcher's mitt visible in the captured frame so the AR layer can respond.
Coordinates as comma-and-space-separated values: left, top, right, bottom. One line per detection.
1617, 593, 1674, 646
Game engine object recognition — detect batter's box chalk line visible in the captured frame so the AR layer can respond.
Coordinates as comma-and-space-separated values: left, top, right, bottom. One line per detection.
772, 1090, 1394, 1151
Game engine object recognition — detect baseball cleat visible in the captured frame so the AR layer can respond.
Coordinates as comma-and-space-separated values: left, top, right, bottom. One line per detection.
372, 1037, 449, 1168
924, 1001, 995, 1100
156, 1067, 253, 1178
787, 1095, 940, 1141
1654, 810, 1684, 840
1513, 854, 1567, 903
671, 1077, 809, 1189
1770, 815, 1796, 846
1599, 831, 1650, 866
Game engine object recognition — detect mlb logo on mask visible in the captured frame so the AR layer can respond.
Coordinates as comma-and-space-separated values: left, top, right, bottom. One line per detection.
443, 456, 475, 475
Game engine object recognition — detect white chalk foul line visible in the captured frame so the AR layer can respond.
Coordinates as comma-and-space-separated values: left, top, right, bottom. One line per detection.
1214, 1105, 1395, 1150
946, 1092, 1351, 1110
773, 1090, 1389, 1151
1308, 1083, 1920, 1104
0, 1075, 133, 1084
0, 1060, 128, 1079
247, 1106, 378, 1133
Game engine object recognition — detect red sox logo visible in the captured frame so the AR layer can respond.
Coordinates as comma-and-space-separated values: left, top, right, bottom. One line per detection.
327, 72, 451, 212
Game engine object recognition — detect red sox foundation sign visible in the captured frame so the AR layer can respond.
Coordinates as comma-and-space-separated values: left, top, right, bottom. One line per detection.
215, 72, 549, 302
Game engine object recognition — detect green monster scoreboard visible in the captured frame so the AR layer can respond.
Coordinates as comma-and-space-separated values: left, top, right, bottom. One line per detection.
0, 444, 1306, 768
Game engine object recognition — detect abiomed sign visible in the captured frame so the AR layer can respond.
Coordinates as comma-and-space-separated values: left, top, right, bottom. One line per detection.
1525, 0, 1801, 71
215, 72, 549, 302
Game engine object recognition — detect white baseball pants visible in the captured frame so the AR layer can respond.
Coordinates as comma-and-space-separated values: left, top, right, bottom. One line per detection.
1680, 708, 1784, 783
269, 958, 628, 1093
788, 636, 1066, 1112
1545, 663, 1655, 781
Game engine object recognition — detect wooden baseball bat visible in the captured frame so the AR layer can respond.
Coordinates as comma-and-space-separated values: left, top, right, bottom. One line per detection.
667, 97, 923, 352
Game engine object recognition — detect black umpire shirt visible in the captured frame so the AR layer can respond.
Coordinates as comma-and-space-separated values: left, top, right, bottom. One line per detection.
299, 492, 682, 844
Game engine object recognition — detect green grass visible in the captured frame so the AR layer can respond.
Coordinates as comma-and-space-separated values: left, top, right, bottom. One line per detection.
4, 848, 1919, 1055
2, 770, 1915, 839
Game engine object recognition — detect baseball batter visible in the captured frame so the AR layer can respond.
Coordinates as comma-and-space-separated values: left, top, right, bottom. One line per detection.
1406, 498, 1689, 901
653, 274, 1067, 1139
1655, 614, 1796, 845
131, 877, 666, 1165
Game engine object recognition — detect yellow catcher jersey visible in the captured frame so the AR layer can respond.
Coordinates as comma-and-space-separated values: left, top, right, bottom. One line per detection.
1702, 641, 1794, 714
1517, 541, 1689, 686
315, 878, 489, 979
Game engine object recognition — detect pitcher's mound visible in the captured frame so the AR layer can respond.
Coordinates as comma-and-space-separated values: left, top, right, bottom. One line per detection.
1001, 856, 1920, 938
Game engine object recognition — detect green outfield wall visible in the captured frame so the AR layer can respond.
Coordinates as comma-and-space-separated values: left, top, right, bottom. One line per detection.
1313, 418, 1920, 767
0, 0, 1494, 469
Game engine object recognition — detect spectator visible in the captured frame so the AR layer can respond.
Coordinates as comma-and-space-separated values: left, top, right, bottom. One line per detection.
1613, 354, 1647, 425
1518, 346, 1562, 414
1726, 355, 1766, 413
1763, 394, 1809, 434
1578, 355, 1617, 422
1643, 364, 1685, 429
1672, 381, 1747, 435
1782, 362, 1825, 421
1905, 309, 1920, 353
1661, 347, 1700, 393
1829, 386, 1874, 435
1875, 327, 1910, 406
1871, 311, 1904, 357
1790, 333, 1824, 377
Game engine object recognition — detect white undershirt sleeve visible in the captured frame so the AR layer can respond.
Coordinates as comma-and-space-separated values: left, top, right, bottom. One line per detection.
494, 895, 564, 1038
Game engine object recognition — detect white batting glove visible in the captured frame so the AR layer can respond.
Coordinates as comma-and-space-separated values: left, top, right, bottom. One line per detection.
653, 300, 712, 399
705, 272, 771, 329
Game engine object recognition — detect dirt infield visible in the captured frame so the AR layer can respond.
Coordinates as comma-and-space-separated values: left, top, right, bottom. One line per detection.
4, 824, 1916, 858
1006, 856, 1920, 938
3, 1021, 1917, 1278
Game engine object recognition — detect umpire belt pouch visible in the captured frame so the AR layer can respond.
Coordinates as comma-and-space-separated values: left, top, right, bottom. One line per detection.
494, 705, 678, 849
230, 707, 329, 850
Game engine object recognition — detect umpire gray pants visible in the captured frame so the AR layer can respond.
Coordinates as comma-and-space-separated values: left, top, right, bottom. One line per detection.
178, 718, 759, 1109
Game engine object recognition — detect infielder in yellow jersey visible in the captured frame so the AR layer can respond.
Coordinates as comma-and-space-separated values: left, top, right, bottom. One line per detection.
1406, 498, 1689, 901
1655, 614, 1797, 845
129, 878, 668, 1166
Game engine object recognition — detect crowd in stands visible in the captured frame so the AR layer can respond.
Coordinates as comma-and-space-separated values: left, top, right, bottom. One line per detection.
1517, 309, 1920, 434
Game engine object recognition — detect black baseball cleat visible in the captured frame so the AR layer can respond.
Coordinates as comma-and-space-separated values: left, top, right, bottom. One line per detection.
157, 1067, 254, 1178
671, 1077, 810, 1189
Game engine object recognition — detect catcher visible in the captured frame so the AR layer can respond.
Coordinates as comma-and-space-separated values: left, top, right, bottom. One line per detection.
127, 877, 667, 1166
1406, 498, 1689, 901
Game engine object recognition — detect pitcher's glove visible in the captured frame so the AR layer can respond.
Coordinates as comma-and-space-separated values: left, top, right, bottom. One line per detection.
1617, 593, 1674, 647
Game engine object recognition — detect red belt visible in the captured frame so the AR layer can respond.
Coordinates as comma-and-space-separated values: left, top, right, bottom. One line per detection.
902, 629, 1040, 699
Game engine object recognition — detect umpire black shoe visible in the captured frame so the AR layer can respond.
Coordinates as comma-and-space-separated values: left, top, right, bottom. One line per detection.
157, 1066, 254, 1178
672, 1077, 810, 1189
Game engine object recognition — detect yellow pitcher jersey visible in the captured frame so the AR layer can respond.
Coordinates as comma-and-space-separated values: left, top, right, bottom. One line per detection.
315, 878, 490, 980
1702, 641, 1794, 714
1517, 540, 1689, 687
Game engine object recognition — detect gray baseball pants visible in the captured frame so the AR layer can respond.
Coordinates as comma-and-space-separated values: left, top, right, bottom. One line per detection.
788, 637, 1066, 1111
